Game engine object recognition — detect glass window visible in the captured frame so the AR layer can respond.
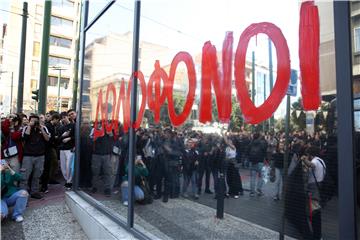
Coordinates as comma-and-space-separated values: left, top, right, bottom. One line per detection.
51, 16, 73, 28
30, 80, 37, 90
52, 0, 74, 9
31, 60, 39, 76
50, 35, 72, 48
33, 41, 40, 57
354, 27, 360, 52
48, 76, 70, 87
49, 56, 71, 66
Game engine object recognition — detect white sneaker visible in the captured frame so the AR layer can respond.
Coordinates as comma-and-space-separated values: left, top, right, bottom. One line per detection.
123, 201, 128, 206
15, 216, 24, 222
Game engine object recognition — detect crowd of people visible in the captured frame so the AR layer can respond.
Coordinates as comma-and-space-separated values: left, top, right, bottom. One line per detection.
1, 109, 341, 239
1, 109, 76, 223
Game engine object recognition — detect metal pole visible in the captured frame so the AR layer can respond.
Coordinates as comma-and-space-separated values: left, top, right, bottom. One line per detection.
268, 38, 274, 130
57, 69, 62, 112
38, 0, 52, 114
263, 74, 266, 132
10, 72, 13, 113
216, 173, 225, 219
334, 2, 357, 239
252, 51, 256, 132
279, 94, 290, 240
16, 2, 28, 113
128, 0, 141, 229
72, 3, 82, 110
74, 0, 89, 191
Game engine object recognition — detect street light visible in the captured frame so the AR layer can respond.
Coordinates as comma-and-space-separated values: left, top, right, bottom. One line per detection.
0, 71, 14, 114
50, 65, 67, 112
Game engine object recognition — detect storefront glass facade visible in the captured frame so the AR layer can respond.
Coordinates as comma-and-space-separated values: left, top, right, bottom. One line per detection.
74, 1, 359, 239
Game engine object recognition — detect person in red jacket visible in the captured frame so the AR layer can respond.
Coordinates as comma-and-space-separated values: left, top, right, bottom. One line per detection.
1, 115, 22, 172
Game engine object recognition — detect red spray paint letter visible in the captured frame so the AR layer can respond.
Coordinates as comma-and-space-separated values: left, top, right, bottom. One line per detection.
235, 22, 291, 124
299, 1, 320, 110
166, 52, 196, 126
199, 32, 233, 123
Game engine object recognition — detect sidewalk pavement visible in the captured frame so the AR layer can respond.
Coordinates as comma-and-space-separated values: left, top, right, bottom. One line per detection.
1, 183, 88, 240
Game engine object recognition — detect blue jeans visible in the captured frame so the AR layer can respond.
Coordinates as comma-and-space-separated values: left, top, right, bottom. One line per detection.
1, 190, 29, 219
182, 172, 198, 195
121, 181, 144, 203
249, 162, 264, 193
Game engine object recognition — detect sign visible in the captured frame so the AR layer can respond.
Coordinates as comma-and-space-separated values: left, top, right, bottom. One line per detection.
306, 111, 315, 135
287, 69, 297, 97
92, 1, 320, 140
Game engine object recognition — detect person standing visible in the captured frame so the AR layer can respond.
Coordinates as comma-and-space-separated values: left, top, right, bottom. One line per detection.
300, 146, 326, 240
20, 115, 50, 199
58, 112, 75, 190
271, 141, 285, 201
248, 133, 266, 197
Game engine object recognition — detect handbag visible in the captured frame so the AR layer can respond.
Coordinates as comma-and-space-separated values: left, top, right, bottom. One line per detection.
3, 136, 18, 158
112, 145, 121, 156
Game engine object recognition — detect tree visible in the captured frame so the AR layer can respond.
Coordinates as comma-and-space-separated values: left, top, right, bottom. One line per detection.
291, 97, 306, 130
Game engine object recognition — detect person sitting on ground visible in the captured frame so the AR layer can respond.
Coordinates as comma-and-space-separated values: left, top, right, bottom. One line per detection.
121, 155, 149, 206
1, 161, 29, 223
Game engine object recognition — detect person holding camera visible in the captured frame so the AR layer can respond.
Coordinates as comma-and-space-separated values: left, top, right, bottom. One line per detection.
121, 155, 149, 206
20, 115, 50, 199
1, 115, 22, 172
1, 161, 29, 222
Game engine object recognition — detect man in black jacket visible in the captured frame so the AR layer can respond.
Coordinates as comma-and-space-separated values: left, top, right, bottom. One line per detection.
20, 115, 50, 199
58, 112, 75, 189
248, 132, 267, 197
41, 112, 60, 193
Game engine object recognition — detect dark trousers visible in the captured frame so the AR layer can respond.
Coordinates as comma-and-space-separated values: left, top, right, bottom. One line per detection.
226, 162, 243, 195
41, 147, 57, 189
312, 210, 322, 240
198, 160, 211, 192
155, 161, 171, 198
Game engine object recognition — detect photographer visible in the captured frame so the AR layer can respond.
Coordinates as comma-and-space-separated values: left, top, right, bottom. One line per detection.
300, 146, 326, 240
121, 155, 149, 206
20, 115, 50, 199
1, 161, 29, 222
1, 115, 22, 172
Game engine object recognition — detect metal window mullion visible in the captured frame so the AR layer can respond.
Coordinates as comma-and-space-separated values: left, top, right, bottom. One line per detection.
334, 1, 358, 239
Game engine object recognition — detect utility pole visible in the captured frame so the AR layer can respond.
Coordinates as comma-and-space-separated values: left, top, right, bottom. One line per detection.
268, 38, 274, 130
17, 2, 28, 113
10, 72, 13, 113
56, 68, 62, 112
38, 1, 52, 114
251, 51, 256, 132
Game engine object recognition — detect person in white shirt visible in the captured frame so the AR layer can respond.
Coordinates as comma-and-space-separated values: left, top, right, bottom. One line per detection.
300, 145, 326, 240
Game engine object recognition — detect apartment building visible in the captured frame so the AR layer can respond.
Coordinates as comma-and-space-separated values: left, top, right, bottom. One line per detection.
1, 0, 81, 114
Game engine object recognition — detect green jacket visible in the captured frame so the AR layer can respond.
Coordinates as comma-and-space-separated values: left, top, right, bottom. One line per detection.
1, 171, 22, 198
122, 164, 149, 183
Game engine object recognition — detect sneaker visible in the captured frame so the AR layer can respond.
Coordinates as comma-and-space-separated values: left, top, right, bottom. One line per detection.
30, 192, 43, 199
256, 190, 264, 197
15, 216, 24, 223
40, 187, 49, 194
250, 192, 255, 197
65, 183, 72, 190
205, 189, 213, 194
273, 196, 280, 201
123, 201, 128, 206
104, 188, 111, 197
182, 193, 189, 198
194, 194, 199, 200
234, 195, 239, 199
